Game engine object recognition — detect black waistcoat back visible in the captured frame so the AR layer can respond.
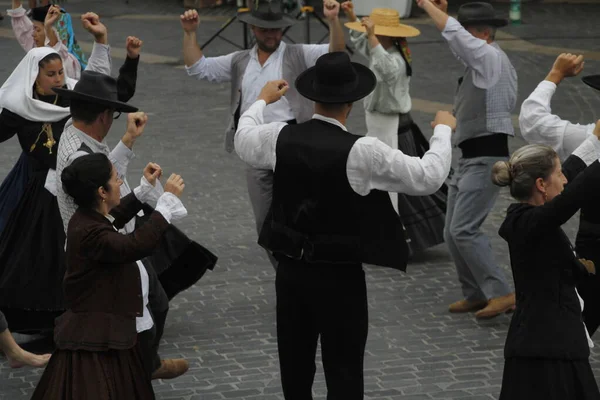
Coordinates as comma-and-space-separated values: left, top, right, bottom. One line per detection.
258, 119, 409, 271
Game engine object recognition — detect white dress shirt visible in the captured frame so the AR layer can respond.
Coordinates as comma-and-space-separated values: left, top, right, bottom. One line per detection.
442, 17, 502, 90
185, 42, 328, 123
349, 31, 411, 115
519, 80, 595, 162
235, 100, 452, 196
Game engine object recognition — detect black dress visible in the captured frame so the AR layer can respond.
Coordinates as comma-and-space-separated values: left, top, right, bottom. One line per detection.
0, 57, 139, 333
498, 159, 600, 400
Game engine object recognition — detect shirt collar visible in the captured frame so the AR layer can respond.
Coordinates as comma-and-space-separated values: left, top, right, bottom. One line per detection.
250, 41, 287, 61
312, 114, 348, 131
71, 125, 111, 154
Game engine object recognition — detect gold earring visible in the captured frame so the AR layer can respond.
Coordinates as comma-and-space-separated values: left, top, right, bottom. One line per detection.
543, 192, 548, 203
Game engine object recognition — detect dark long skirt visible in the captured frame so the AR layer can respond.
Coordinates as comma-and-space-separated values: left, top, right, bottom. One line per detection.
397, 118, 447, 254
0, 152, 30, 235
31, 342, 155, 400
499, 357, 600, 400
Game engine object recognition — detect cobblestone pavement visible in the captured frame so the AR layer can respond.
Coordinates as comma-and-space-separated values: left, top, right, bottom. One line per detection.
1, 1, 600, 399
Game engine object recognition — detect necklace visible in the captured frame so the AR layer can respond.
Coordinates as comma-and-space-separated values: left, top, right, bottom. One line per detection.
29, 88, 59, 154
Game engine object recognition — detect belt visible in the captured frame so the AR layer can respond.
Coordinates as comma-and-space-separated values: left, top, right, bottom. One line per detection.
459, 134, 509, 158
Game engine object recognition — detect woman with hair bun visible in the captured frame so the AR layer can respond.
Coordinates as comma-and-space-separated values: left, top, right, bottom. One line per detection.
494, 130, 600, 399
32, 153, 187, 399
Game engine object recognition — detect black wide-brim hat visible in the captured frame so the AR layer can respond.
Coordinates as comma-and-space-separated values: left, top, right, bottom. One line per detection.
457, 2, 508, 28
238, 0, 297, 29
582, 75, 600, 92
296, 52, 376, 104
53, 71, 138, 113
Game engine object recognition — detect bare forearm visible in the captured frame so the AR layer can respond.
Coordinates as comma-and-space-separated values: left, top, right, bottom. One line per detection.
545, 70, 564, 86
183, 31, 203, 67
45, 25, 58, 46
328, 17, 345, 52
423, 1, 449, 32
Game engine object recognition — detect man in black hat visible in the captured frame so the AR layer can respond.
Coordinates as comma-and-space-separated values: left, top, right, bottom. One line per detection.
180, 0, 346, 270
417, 0, 517, 319
235, 51, 455, 399
520, 52, 600, 337
53, 71, 193, 381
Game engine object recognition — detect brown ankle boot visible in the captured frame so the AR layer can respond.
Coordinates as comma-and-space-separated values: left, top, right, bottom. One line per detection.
151, 359, 189, 380
475, 293, 516, 320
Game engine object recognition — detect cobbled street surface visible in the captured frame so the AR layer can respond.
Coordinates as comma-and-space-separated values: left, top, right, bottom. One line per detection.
2, 1, 600, 399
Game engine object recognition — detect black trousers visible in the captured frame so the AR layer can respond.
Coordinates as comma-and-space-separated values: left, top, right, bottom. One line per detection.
275, 256, 368, 400
137, 257, 169, 377
0, 310, 7, 332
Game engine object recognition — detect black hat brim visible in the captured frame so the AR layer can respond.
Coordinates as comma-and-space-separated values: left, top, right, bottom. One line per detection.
52, 87, 139, 113
295, 62, 377, 104
237, 12, 297, 29
582, 75, 600, 92
458, 17, 508, 28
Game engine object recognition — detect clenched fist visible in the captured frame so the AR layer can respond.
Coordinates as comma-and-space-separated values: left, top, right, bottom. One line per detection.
180, 9, 200, 33
126, 36, 143, 59
431, 110, 456, 130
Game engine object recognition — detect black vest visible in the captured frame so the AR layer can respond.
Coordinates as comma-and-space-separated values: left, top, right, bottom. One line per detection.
258, 119, 409, 271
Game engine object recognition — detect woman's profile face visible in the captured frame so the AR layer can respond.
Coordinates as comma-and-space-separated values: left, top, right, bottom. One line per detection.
543, 157, 567, 202
104, 166, 123, 211
32, 21, 46, 48
36, 58, 64, 96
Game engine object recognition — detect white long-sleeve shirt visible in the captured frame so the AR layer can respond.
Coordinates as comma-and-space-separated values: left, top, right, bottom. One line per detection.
519, 80, 595, 162
185, 41, 328, 124
235, 100, 452, 196
442, 17, 502, 89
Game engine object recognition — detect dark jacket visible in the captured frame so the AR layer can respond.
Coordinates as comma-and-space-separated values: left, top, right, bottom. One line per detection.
499, 160, 600, 360
54, 193, 169, 351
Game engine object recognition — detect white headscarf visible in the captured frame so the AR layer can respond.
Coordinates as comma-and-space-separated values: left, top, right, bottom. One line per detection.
0, 47, 78, 122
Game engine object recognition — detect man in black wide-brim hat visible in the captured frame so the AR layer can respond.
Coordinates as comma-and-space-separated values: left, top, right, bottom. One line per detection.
180, 0, 346, 271
520, 52, 600, 339
234, 51, 455, 399
417, 0, 518, 320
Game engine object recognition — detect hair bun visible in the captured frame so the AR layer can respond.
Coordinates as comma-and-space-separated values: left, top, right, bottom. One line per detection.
491, 160, 512, 187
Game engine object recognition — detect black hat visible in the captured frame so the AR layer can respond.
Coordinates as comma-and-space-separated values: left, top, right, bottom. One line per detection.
52, 71, 138, 113
295, 52, 376, 104
28, 5, 51, 23
238, 0, 297, 29
457, 2, 508, 28
582, 75, 600, 92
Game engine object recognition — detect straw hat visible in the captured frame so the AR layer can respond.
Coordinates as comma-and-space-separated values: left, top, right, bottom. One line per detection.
345, 8, 420, 38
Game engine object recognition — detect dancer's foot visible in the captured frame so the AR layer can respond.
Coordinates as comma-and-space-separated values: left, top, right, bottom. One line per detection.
6, 348, 51, 368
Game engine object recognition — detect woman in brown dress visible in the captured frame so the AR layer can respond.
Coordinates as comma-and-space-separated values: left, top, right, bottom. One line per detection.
31, 153, 187, 399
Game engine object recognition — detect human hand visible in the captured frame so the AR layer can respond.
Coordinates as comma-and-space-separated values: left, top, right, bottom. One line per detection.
126, 36, 143, 59
125, 112, 148, 140
361, 17, 375, 37
547, 53, 584, 84
341, 1, 356, 21
81, 12, 107, 43
431, 110, 456, 130
164, 174, 185, 197
180, 9, 200, 33
258, 80, 289, 105
579, 258, 596, 275
323, 0, 341, 21
431, 0, 448, 12
44, 5, 61, 28
143, 162, 162, 187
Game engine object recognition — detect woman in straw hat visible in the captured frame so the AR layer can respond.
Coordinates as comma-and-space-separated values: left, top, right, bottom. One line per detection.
342, 2, 447, 255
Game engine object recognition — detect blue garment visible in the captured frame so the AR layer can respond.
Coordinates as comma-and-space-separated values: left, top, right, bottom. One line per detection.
56, 11, 87, 70
0, 152, 30, 234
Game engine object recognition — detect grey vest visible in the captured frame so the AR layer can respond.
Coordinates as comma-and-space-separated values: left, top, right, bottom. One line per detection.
453, 43, 517, 146
224, 44, 315, 153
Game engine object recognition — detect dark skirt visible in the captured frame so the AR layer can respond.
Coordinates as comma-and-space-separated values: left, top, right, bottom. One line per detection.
499, 358, 600, 400
31, 342, 155, 400
397, 119, 447, 254
0, 169, 66, 333
0, 152, 30, 235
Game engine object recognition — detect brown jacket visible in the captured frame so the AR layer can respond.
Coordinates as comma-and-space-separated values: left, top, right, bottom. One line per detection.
54, 193, 169, 351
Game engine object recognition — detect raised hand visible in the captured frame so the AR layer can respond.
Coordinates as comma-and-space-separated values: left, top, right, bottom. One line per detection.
81, 12, 107, 42
258, 80, 289, 105
126, 36, 143, 59
164, 174, 185, 197
125, 112, 149, 139
431, 110, 456, 130
323, 0, 341, 20
180, 9, 200, 33
431, 0, 448, 12
143, 162, 162, 187
341, 1, 357, 22
551, 53, 585, 79
44, 5, 61, 28
361, 17, 375, 37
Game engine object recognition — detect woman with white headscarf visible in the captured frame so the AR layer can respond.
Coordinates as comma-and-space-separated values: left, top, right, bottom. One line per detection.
0, 13, 139, 334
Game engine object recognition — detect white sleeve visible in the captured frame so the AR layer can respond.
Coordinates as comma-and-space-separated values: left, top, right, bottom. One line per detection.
84, 42, 112, 75
302, 44, 329, 67
108, 141, 135, 182
185, 52, 238, 83
347, 125, 452, 196
234, 100, 287, 170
